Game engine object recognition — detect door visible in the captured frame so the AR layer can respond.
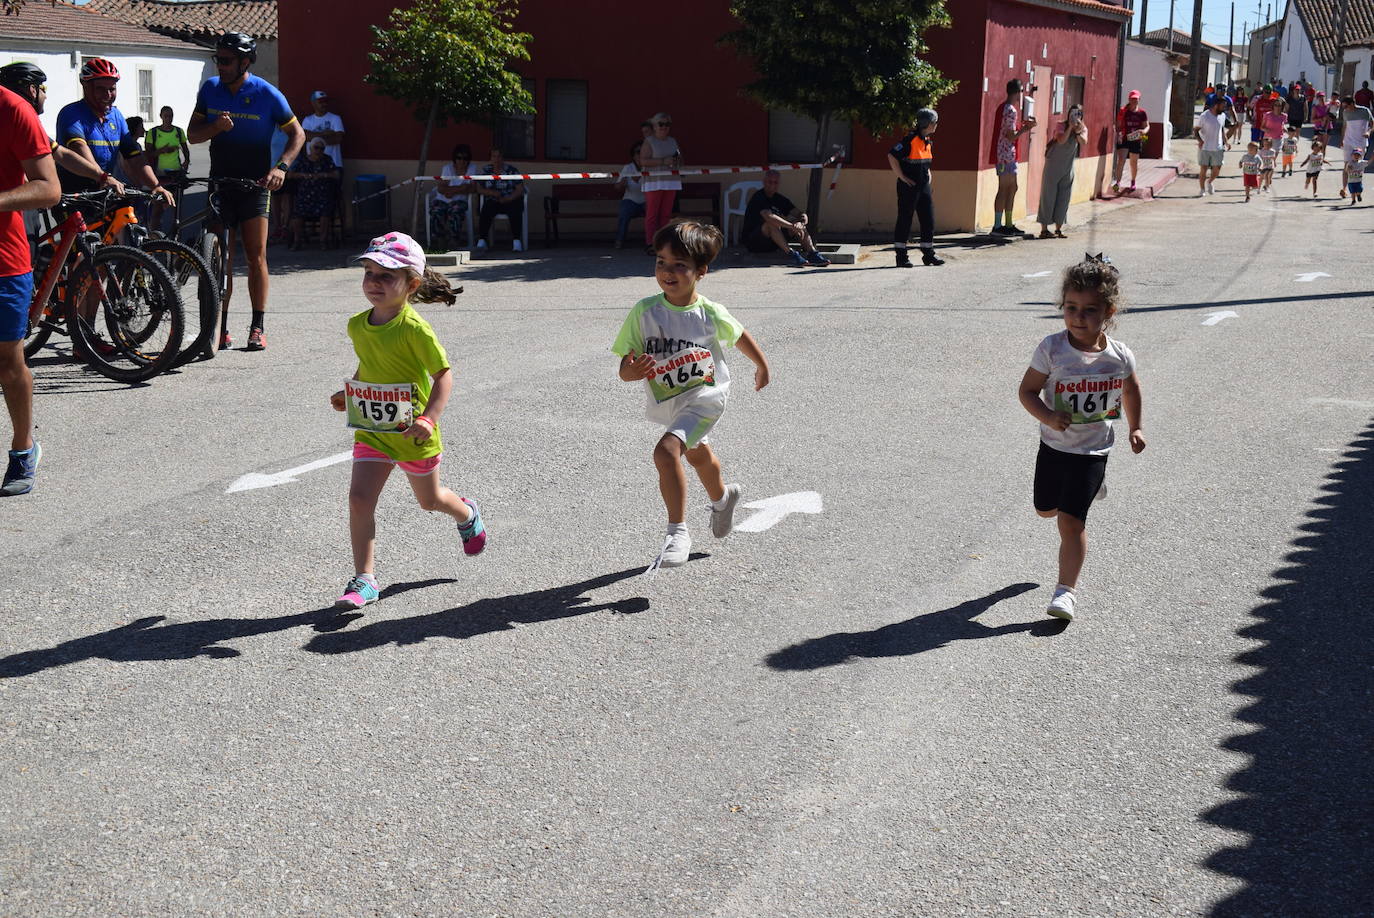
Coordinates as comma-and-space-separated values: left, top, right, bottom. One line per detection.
1026, 65, 1053, 220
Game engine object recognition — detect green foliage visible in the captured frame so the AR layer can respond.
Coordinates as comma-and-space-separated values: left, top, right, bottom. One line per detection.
722, 0, 956, 139
4, 0, 55, 16
366, 0, 535, 128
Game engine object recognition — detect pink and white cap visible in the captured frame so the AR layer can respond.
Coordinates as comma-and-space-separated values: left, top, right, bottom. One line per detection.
356, 232, 425, 273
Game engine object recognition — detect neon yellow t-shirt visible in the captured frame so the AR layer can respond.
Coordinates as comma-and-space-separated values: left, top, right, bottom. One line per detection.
347, 303, 450, 462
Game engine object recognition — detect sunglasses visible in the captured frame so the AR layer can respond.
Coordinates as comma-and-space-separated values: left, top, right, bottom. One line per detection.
212, 55, 239, 65
655, 121, 672, 127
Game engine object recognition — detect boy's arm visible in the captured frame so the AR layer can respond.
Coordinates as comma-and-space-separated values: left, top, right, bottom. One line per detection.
735, 330, 770, 390
1122, 372, 1146, 453
1017, 367, 1068, 430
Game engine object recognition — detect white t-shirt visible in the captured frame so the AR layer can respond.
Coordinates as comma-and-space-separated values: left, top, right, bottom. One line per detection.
619, 162, 645, 204
1030, 330, 1137, 456
1341, 105, 1372, 148
1197, 109, 1225, 151
301, 112, 344, 167
641, 136, 682, 193
437, 162, 471, 200
1304, 151, 1324, 173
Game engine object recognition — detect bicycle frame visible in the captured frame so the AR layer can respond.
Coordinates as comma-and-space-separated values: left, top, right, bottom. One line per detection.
27, 209, 88, 331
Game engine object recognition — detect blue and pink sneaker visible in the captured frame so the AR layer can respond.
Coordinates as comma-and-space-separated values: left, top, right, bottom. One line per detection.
337, 574, 380, 609
458, 498, 486, 555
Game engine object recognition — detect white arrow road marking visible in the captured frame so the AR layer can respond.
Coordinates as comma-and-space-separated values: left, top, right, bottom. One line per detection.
1306, 398, 1374, 409
1021, 271, 1053, 277
1201, 310, 1239, 326
1294, 272, 1331, 282
226, 451, 353, 493
736, 491, 823, 533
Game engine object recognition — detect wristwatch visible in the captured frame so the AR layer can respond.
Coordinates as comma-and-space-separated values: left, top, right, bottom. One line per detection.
274, 160, 290, 171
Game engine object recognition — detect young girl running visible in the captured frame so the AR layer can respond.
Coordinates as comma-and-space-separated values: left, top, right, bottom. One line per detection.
329, 232, 486, 608
613, 220, 771, 570
1301, 141, 1325, 196
1016, 255, 1146, 621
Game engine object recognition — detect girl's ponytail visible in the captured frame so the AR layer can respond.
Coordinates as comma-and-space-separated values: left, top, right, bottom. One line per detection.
412, 267, 462, 306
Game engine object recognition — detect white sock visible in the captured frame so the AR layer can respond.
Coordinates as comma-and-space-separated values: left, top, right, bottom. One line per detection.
356, 572, 377, 585
1054, 583, 1076, 595
667, 522, 688, 536
711, 490, 732, 510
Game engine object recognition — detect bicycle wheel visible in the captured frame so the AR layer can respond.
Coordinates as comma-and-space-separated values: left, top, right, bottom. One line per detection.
65, 245, 184, 383
23, 313, 53, 358
142, 237, 218, 364
198, 231, 229, 346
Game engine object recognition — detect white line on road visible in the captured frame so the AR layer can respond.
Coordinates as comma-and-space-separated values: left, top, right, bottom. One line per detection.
1306, 398, 1374, 409
736, 491, 824, 533
226, 451, 353, 493
1021, 271, 1053, 278
1201, 310, 1239, 326
1294, 272, 1332, 282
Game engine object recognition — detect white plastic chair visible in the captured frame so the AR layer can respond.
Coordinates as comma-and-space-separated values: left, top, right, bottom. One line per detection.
474, 189, 530, 251
722, 180, 762, 244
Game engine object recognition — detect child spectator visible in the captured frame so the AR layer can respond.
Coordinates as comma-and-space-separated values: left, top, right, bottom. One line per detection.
612, 140, 646, 249
1280, 127, 1299, 176
1258, 138, 1277, 193
1015, 254, 1145, 622
612, 220, 771, 570
1344, 147, 1366, 204
1300, 142, 1325, 197
1239, 142, 1261, 202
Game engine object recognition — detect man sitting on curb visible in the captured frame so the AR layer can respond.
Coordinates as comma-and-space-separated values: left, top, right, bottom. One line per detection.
740, 170, 829, 266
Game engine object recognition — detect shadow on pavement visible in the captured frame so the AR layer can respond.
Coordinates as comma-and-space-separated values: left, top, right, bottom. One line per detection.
0, 578, 455, 678
764, 582, 1058, 671
1202, 421, 1374, 916
303, 565, 655, 655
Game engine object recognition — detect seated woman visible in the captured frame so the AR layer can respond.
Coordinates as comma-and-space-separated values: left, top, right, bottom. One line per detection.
431, 143, 473, 249
289, 137, 340, 249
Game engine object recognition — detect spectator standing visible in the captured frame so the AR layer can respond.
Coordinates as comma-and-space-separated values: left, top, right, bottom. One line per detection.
640, 112, 682, 253
612, 140, 645, 249
474, 146, 525, 252
888, 108, 943, 265
429, 143, 472, 250
1038, 103, 1086, 238
993, 79, 1035, 235
301, 90, 344, 168
289, 137, 340, 248
1111, 90, 1149, 193
1262, 99, 1288, 144
148, 105, 189, 232
0, 84, 60, 496
1356, 81, 1373, 109
740, 169, 830, 266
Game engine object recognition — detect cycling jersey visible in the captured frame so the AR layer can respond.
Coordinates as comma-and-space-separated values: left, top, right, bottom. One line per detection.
193, 74, 296, 180
54, 100, 142, 189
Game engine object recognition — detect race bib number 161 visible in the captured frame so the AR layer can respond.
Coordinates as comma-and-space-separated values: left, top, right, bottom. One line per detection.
345, 379, 415, 432
1053, 375, 1124, 424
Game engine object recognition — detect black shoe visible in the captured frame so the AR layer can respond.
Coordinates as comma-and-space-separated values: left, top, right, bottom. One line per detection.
895, 250, 914, 268
1004, 224, 1026, 235
922, 250, 944, 266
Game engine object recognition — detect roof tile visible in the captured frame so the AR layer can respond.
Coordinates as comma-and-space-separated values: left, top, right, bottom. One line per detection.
80, 0, 278, 43
0, 0, 204, 50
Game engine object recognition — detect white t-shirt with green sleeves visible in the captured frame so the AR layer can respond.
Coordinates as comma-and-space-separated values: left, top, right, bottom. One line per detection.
347, 303, 450, 462
612, 293, 744, 430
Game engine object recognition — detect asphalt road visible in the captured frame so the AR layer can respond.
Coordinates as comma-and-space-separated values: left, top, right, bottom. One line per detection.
2, 160, 1371, 917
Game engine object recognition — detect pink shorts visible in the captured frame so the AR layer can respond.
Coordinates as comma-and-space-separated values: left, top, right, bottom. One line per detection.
352, 441, 442, 476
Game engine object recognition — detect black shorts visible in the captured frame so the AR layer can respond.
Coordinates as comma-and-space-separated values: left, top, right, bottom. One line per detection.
213, 182, 270, 228
1033, 441, 1107, 522
744, 229, 776, 253
1116, 139, 1144, 155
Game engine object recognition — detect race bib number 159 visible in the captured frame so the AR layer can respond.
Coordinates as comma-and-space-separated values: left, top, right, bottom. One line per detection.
1053, 375, 1124, 424
345, 379, 415, 432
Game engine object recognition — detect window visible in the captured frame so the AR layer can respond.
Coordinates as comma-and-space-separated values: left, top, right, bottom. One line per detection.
138, 68, 153, 122
1064, 75, 1085, 113
544, 79, 586, 160
493, 77, 535, 158
1052, 74, 1066, 113
767, 110, 852, 162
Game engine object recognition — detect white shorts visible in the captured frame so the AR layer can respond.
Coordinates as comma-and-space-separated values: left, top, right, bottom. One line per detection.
664, 403, 720, 449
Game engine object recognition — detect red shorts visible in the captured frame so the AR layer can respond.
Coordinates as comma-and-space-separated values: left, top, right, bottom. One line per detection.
1243, 173, 1260, 188
352, 441, 442, 476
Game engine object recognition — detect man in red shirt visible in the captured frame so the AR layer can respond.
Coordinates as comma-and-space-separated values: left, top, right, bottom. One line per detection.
1356, 81, 1374, 109
0, 85, 61, 496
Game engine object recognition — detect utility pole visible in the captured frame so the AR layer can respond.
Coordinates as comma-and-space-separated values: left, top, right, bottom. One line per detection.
1228, 2, 1235, 85
1187, 0, 1206, 109
1139, 0, 1149, 40
1168, 0, 1176, 53
1334, 0, 1351, 94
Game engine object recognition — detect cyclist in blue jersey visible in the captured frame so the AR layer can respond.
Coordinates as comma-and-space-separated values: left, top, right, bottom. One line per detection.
0, 62, 127, 195
188, 33, 303, 351
54, 58, 170, 207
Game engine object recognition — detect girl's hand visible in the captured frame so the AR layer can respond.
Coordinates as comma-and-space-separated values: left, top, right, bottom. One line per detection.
1047, 410, 1072, 432
754, 363, 771, 391
330, 389, 346, 411
1129, 428, 1147, 453
403, 417, 435, 444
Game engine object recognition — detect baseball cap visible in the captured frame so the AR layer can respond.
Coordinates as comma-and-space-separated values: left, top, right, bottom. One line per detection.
356, 232, 425, 273
311, 90, 328, 101
1128, 89, 1141, 99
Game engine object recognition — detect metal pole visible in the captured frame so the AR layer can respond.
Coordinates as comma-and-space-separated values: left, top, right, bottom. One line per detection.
1139, 0, 1149, 41
1228, 3, 1235, 85
1168, 0, 1175, 53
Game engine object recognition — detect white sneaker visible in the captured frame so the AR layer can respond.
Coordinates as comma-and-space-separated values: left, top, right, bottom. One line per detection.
710, 484, 742, 538
1206, 182, 1215, 194
1096, 477, 1107, 501
476, 239, 488, 252
513, 239, 524, 252
658, 528, 691, 568
1046, 586, 1076, 621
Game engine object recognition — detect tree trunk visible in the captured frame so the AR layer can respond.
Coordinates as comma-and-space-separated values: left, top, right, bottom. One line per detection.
1187, 0, 1206, 113
410, 97, 440, 238
805, 111, 830, 233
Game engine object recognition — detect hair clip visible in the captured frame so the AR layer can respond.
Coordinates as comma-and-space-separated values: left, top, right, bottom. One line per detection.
1085, 252, 1112, 265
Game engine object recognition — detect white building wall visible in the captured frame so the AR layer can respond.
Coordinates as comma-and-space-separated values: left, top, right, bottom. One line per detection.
1, 42, 214, 173
1343, 46, 1374, 93
1124, 41, 1175, 154
1280, 6, 1327, 91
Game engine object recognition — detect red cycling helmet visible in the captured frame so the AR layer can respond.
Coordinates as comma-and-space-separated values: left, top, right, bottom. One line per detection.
79, 58, 121, 83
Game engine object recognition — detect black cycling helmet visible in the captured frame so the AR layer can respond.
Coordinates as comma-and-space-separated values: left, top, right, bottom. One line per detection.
0, 61, 46, 91
216, 32, 257, 63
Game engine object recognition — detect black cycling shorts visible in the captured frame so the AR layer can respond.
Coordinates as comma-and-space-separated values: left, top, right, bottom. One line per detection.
1033, 441, 1108, 523
1116, 139, 1144, 155
214, 182, 270, 228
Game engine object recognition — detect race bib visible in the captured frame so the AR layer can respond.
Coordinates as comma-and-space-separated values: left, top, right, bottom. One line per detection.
1127, 130, 1144, 141
345, 379, 415, 432
1053, 374, 1124, 424
649, 348, 716, 403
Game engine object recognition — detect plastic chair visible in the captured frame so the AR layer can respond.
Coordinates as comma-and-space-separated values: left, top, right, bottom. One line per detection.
474, 190, 530, 251
722, 180, 762, 244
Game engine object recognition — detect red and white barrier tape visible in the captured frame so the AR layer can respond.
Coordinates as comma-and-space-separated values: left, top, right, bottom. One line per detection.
827, 160, 844, 199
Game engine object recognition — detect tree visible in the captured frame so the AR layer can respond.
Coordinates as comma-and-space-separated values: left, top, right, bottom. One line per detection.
3, 1, 55, 15
722, 0, 956, 229
366, 0, 534, 237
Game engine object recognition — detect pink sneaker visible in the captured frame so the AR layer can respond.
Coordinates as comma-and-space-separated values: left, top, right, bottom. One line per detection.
458, 498, 486, 555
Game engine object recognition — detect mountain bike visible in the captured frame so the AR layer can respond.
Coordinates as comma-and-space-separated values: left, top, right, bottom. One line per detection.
168, 176, 264, 351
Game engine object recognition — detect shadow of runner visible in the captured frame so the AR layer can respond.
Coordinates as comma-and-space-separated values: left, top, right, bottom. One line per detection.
303, 566, 653, 655
0, 579, 455, 679
765, 582, 1058, 671
1203, 423, 1374, 916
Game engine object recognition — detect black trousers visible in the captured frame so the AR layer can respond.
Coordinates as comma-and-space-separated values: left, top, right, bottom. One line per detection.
894, 177, 934, 250
478, 198, 524, 241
